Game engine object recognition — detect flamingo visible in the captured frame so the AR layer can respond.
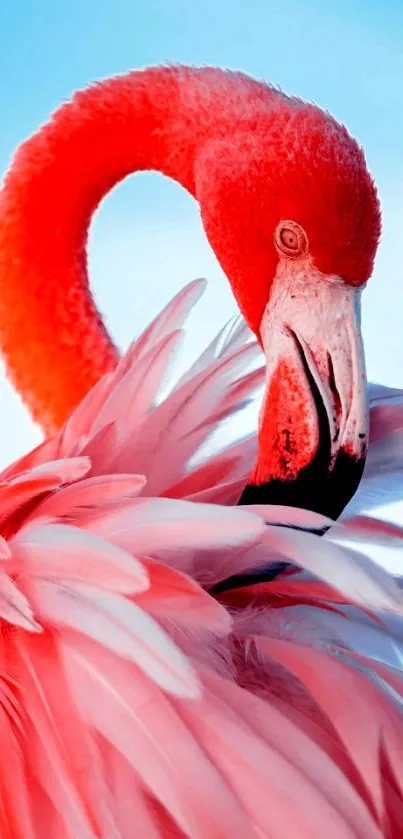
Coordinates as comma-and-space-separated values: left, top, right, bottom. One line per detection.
0, 65, 401, 837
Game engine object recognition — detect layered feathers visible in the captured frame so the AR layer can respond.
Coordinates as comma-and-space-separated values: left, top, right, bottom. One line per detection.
0, 283, 401, 836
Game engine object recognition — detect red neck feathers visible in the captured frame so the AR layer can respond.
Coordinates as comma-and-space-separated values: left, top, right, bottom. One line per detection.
0, 66, 270, 434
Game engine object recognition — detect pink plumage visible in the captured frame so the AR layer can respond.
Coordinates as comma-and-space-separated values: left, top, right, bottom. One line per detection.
0, 283, 399, 835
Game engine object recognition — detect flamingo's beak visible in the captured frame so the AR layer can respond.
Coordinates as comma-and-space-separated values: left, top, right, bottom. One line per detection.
239, 267, 368, 519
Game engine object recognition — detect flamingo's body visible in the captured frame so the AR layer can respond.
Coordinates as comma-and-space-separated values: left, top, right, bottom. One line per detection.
0, 66, 402, 836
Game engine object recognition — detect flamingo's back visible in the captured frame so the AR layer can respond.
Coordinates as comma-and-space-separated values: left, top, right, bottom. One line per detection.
0, 283, 400, 837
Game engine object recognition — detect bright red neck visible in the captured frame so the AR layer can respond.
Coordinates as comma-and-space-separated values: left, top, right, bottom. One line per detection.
0, 67, 233, 434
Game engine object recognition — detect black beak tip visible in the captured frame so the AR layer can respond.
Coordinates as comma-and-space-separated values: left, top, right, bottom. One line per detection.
238, 449, 366, 520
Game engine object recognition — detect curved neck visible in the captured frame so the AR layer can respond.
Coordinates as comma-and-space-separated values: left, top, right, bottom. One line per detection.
0, 66, 222, 435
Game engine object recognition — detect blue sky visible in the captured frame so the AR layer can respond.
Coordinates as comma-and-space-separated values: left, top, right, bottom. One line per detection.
0, 0, 402, 465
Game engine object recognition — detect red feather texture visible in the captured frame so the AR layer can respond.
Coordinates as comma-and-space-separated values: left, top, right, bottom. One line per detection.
0, 284, 401, 835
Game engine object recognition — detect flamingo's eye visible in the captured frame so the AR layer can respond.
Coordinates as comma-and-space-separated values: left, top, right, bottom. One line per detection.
275, 221, 308, 257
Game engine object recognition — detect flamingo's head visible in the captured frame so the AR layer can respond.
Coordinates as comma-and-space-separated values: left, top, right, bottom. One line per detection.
195, 96, 381, 518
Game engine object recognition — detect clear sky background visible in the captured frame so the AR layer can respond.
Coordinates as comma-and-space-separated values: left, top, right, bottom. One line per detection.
0, 0, 402, 469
